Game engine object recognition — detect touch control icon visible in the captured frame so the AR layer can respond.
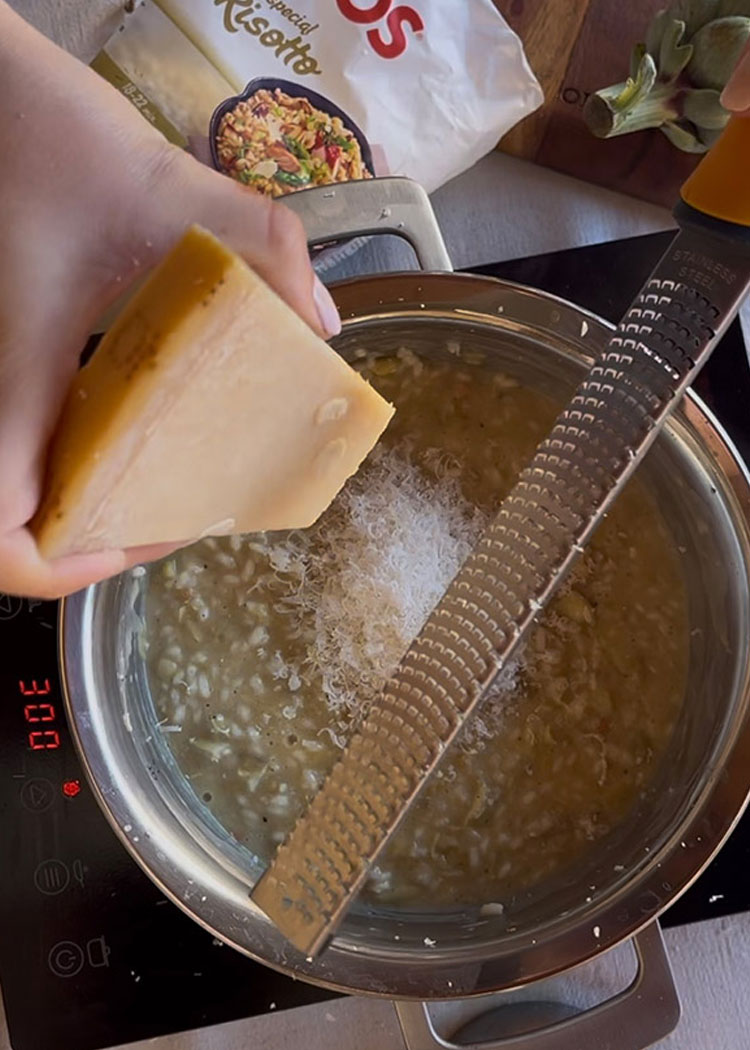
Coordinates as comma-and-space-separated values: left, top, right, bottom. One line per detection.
34, 859, 70, 895
48, 936, 111, 978
86, 936, 111, 968
0, 593, 23, 621
48, 941, 84, 978
20, 778, 54, 812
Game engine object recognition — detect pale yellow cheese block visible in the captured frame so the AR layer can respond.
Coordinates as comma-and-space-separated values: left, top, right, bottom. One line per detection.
32, 226, 394, 559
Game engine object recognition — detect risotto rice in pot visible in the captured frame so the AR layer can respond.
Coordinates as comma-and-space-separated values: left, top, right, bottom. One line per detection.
145, 348, 688, 911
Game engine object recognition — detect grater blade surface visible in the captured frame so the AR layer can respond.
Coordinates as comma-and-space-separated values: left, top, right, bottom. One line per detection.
252, 229, 750, 957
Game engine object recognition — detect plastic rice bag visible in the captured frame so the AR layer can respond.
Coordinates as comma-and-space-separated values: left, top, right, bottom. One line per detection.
91, 0, 541, 198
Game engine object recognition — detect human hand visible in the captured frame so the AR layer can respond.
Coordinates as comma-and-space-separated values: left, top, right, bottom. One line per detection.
0, 2, 340, 599
721, 40, 750, 114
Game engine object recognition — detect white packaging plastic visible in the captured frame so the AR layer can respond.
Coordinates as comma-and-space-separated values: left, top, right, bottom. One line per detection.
92, 0, 541, 198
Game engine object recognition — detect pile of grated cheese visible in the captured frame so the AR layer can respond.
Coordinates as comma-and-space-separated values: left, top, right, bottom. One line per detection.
268, 445, 518, 738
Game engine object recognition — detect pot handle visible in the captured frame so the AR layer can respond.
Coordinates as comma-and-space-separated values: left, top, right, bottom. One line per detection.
281, 177, 453, 273
394, 922, 680, 1050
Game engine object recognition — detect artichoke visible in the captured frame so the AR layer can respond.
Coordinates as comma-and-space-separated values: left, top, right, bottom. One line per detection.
583, 0, 750, 153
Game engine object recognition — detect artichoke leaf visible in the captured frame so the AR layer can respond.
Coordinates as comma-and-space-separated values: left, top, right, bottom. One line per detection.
695, 123, 726, 146
659, 18, 694, 78
646, 10, 673, 57
682, 86, 732, 127
630, 41, 647, 79
661, 119, 710, 150
673, 0, 721, 37
618, 50, 659, 110
687, 15, 750, 88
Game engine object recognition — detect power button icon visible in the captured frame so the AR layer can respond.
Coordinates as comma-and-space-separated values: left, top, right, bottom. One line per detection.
48, 941, 84, 978
47, 936, 110, 978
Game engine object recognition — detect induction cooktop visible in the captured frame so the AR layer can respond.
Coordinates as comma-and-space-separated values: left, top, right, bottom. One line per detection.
1, 231, 748, 1050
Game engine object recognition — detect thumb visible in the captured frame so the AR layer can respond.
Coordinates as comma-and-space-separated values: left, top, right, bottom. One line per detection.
125, 147, 341, 339
721, 39, 750, 115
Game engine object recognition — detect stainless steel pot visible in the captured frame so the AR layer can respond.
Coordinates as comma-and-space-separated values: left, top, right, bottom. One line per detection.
60, 181, 750, 1048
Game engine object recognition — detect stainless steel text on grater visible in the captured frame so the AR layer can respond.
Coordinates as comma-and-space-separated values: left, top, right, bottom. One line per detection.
252, 227, 750, 957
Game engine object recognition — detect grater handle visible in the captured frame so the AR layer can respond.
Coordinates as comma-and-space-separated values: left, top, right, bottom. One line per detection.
395, 923, 680, 1050
680, 115, 750, 229
280, 177, 453, 272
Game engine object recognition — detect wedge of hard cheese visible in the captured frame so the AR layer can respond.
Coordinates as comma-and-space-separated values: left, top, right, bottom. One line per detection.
32, 225, 394, 558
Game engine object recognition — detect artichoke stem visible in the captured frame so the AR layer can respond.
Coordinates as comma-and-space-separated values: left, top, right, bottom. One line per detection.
584, 84, 678, 138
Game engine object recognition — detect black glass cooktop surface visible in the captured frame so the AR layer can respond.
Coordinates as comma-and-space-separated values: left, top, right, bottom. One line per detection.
1, 231, 748, 1050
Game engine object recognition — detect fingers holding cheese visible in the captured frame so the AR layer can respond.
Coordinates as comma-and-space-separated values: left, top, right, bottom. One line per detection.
0, 525, 183, 601
31, 227, 393, 565
131, 145, 341, 340
0, 6, 344, 597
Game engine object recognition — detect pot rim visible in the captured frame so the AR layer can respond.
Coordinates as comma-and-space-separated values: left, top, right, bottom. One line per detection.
60, 272, 750, 1000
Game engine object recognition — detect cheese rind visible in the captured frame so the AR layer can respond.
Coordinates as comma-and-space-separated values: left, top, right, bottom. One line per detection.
32, 226, 394, 558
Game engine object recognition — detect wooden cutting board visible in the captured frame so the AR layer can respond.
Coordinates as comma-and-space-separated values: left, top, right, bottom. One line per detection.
495, 0, 701, 208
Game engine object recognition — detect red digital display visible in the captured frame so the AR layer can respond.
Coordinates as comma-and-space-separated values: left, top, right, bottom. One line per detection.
19, 678, 51, 695
20, 680, 60, 751
24, 702, 55, 722
28, 729, 60, 751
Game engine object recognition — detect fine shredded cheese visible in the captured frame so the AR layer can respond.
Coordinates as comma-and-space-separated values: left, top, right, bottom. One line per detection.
267, 445, 516, 732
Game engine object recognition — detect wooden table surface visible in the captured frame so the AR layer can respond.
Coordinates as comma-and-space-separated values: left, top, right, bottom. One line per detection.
494, 0, 701, 209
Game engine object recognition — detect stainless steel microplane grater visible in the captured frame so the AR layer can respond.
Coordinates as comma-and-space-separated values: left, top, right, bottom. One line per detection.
253, 116, 750, 957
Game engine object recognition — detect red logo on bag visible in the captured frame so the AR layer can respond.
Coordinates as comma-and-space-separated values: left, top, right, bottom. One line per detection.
335, 0, 424, 59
